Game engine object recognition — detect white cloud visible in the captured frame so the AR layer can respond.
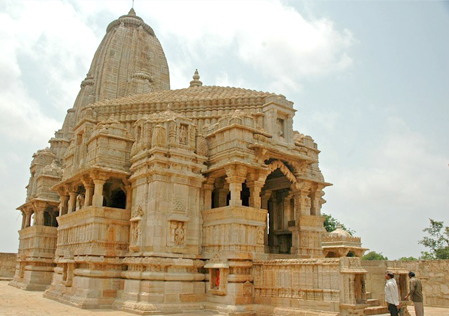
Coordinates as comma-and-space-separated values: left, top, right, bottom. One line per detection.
131, 0, 354, 92
324, 117, 449, 259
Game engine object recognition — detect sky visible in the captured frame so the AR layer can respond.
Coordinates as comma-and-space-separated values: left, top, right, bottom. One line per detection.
0, 0, 448, 260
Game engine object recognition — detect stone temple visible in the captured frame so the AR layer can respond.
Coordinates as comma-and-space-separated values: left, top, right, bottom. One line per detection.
11, 9, 370, 316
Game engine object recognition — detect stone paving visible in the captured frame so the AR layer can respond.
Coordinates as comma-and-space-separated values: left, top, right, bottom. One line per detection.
0, 281, 218, 316
1, 280, 448, 316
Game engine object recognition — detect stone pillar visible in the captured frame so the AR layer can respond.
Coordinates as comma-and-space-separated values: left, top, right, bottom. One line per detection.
225, 165, 247, 207
92, 179, 106, 207
68, 191, 77, 214
261, 191, 271, 210
313, 188, 325, 216
261, 190, 272, 250
290, 192, 301, 254
216, 188, 229, 207
33, 201, 46, 226
21, 210, 26, 229
125, 183, 132, 211
203, 179, 214, 210
247, 180, 263, 208
284, 195, 292, 227
84, 184, 94, 207
286, 114, 293, 142
59, 195, 69, 215
24, 209, 32, 228
300, 189, 311, 216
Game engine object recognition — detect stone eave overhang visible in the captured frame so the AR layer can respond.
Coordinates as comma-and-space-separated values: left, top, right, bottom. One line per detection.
205, 124, 271, 139
88, 131, 134, 144
248, 143, 316, 164
296, 176, 332, 187
35, 173, 62, 181
203, 160, 260, 177
49, 137, 71, 144
322, 245, 368, 251
262, 99, 296, 112
53, 166, 131, 192
17, 198, 59, 211
73, 117, 98, 132
294, 141, 321, 154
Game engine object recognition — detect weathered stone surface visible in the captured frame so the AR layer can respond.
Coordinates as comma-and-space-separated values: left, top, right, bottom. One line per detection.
363, 259, 449, 308
9, 8, 377, 316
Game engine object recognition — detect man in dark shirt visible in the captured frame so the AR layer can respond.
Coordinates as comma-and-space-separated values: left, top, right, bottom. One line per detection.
404, 271, 424, 316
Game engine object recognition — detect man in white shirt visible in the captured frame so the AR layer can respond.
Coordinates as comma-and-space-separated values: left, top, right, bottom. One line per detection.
385, 271, 401, 316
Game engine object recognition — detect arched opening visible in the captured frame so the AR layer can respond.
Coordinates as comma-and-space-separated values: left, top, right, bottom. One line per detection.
102, 179, 127, 209
44, 208, 59, 227
326, 251, 337, 258
110, 189, 126, 209
347, 251, 355, 257
262, 162, 295, 255
44, 210, 52, 226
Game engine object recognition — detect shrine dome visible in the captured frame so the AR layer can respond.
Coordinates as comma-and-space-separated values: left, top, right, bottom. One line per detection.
329, 224, 351, 239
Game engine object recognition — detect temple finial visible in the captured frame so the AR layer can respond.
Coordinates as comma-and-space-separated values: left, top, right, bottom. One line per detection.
189, 69, 203, 87
128, 7, 136, 16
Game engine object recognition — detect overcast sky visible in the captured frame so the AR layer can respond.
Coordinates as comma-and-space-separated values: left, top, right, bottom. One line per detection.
0, 0, 448, 259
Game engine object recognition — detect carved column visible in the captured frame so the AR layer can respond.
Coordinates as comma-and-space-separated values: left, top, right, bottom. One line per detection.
21, 210, 26, 229
261, 190, 272, 210
59, 195, 69, 215
284, 195, 292, 227
286, 114, 293, 142
261, 190, 272, 251
248, 181, 263, 208
313, 186, 325, 216
68, 191, 77, 214
33, 201, 46, 226
82, 178, 94, 207
299, 185, 311, 216
125, 182, 132, 211
290, 191, 301, 254
225, 165, 247, 207
203, 177, 215, 210
92, 179, 106, 207
24, 209, 32, 228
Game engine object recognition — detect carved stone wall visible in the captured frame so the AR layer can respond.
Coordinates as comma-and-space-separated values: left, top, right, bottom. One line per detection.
363, 259, 449, 308
202, 206, 267, 258
252, 257, 367, 316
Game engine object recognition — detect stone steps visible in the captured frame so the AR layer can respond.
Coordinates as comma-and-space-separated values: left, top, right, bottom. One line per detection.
367, 298, 381, 306
364, 305, 389, 315
364, 292, 388, 315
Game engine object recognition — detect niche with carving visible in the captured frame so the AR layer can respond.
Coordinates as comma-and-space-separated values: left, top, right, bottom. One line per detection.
204, 255, 229, 296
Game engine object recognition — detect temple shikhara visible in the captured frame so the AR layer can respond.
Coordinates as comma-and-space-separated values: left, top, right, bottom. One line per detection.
10, 9, 372, 316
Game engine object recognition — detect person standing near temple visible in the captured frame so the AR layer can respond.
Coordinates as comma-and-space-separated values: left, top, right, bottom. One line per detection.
385, 271, 401, 316
404, 271, 424, 316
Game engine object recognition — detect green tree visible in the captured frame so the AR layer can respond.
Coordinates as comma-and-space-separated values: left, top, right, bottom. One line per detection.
322, 213, 355, 235
418, 219, 449, 259
398, 256, 417, 261
362, 251, 388, 261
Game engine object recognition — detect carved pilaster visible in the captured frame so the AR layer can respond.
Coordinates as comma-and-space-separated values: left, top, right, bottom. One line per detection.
32, 200, 47, 226
68, 191, 77, 214
203, 177, 215, 211
225, 165, 247, 207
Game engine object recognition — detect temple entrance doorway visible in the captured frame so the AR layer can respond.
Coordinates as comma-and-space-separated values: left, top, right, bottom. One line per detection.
262, 164, 295, 254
